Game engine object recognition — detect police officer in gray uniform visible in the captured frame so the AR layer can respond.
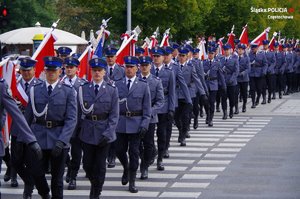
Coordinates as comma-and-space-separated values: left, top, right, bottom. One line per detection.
236, 44, 251, 113
0, 78, 43, 198
295, 48, 300, 91
25, 56, 77, 199
104, 46, 125, 168
115, 56, 151, 193
219, 44, 239, 118
248, 43, 268, 108
62, 57, 86, 190
138, 56, 164, 180
78, 58, 119, 199
274, 42, 286, 99
284, 44, 295, 95
150, 46, 176, 170
10, 58, 43, 198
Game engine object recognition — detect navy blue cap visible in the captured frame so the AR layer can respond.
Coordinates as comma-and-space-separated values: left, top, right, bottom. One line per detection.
139, 56, 152, 65
295, 48, 300, 52
223, 44, 232, 50
282, 44, 287, 48
248, 39, 252, 43
104, 47, 118, 56
184, 44, 193, 52
151, 46, 165, 56
43, 56, 63, 70
57, 47, 72, 56
72, 53, 81, 59
234, 39, 240, 44
193, 48, 200, 54
262, 40, 269, 45
163, 46, 174, 55
135, 46, 145, 54
287, 44, 293, 48
64, 57, 80, 67
274, 42, 279, 47
178, 46, 189, 54
124, 56, 139, 66
251, 43, 259, 48
237, 44, 246, 49
171, 42, 180, 49
208, 47, 215, 53
89, 58, 107, 69
19, 58, 37, 70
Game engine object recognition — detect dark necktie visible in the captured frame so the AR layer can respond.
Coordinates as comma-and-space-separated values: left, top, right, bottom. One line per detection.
225, 58, 228, 63
180, 64, 184, 70
239, 56, 241, 61
142, 76, 146, 80
110, 68, 113, 77
94, 84, 99, 95
155, 68, 159, 77
127, 79, 131, 90
25, 82, 29, 93
48, 85, 52, 96
69, 78, 72, 85
165, 64, 168, 68
209, 60, 212, 67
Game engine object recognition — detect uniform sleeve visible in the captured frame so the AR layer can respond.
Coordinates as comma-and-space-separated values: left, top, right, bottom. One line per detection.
269, 53, 276, 73
175, 67, 192, 104
217, 63, 226, 89
262, 53, 268, 75
191, 65, 206, 95
140, 83, 151, 130
102, 87, 119, 142
230, 58, 239, 83
168, 71, 176, 112
58, 88, 77, 145
151, 80, 164, 116
2, 82, 37, 144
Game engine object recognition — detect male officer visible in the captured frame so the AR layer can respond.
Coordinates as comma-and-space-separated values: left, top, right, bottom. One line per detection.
62, 57, 86, 190
236, 44, 250, 112
171, 42, 180, 62
25, 56, 77, 199
219, 44, 239, 118
262, 40, 276, 103
1, 78, 43, 199
150, 46, 175, 170
10, 58, 43, 198
135, 46, 145, 57
248, 43, 268, 108
175, 46, 207, 146
284, 44, 295, 95
274, 42, 285, 99
78, 57, 119, 199
104, 46, 125, 168
115, 56, 151, 193
203, 47, 226, 126
138, 56, 164, 180
163, 46, 192, 158
57, 46, 72, 77
295, 48, 300, 92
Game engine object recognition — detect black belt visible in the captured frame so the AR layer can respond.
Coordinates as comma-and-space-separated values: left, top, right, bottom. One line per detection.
35, 119, 64, 128
86, 113, 109, 121
120, 111, 143, 117
205, 76, 218, 81
164, 91, 169, 95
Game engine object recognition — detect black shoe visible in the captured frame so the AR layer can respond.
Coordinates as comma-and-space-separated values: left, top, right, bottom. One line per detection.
272, 94, 276, 99
129, 172, 138, 193
222, 110, 228, 120
216, 107, 220, 112
234, 109, 239, 114
180, 139, 186, 146
268, 98, 271, 103
107, 157, 116, 168
68, 179, 76, 190
261, 99, 266, 104
163, 150, 169, 158
23, 193, 32, 199
65, 170, 70, 183
157, 160, 165, 171
140, 167, 148, 180
193, 119, 198, 129
121, 170, 129, 185
208, 121, 213, 127
229, 109, 233, 118
251, 103, 256, 109
11, 178, 18, 187
41, 194, 51, 199
186, 133, 190, 138
279, 94, 282, 99
200, 111, 204, 118
242, 104, 246, 112
3, 169, 11, 182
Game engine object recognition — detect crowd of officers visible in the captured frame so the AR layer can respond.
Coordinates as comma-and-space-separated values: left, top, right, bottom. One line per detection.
0, 39, 299, 199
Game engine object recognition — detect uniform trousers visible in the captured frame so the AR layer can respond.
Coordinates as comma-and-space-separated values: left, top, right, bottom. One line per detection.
226, 85, 236, 110
140, 123, 156, 168
249, 76, 264, 103
175, 100, 191, 141
208, 90, 217, 120
156, 114, 168, 157
68, 137, 82, 179
265, 73, 275, 98
236, 82, 248, 105
216, 88, 227, 111
116, 133, 141, 172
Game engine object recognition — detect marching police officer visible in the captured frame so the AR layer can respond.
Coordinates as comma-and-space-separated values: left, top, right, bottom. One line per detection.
57, 46, 72, 77
248, 43, 268, 108
295, 48, 300, 92
78, 58, 119, 199
138, 56, 164, 180
175, 46, 207, 146
284, 44, 295, 95
163, 46, 192, 158
274, 42, 286, 99
9, 58, 43, 198
25, 56, 77, 199
115, 56, 151, 193
104, 46, 125, 168
62, 57, 86, 190
236, 44, 250, 113
219, 44, 239, 118
150, 46, 175, 170
262, 40, 276, 103
135, 46, 145, 57
203, 47, 226, 126
1, 77, 43, 198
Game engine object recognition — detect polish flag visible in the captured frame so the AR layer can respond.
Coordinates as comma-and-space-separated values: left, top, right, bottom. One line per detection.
227, 25, 235, 49
197, 38, 207, 60
31, 31, 56, 78
142, 37, 150, 56
239, 24, 249, 46
268, 32, 278, 51
160, 28, 170, 47
251, 27, 271, 46
217, 37, 225, 55
78, 45, 93, 80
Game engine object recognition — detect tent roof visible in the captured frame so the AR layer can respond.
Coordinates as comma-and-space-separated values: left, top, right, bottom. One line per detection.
0, 27, 88, 45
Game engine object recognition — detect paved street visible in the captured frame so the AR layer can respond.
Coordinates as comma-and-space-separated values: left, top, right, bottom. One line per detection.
1, 93, 300, 199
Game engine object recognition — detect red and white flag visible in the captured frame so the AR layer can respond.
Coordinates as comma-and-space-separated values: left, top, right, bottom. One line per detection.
239, 24, 249, 46
217, 37, 225, 55
197, 37, 207, 60
149, 27, 159, 49
142, 37, 150, 56
160, 28, 170, 47
251, 27, 271, 46
78, 45, 93, 80
227, 25, 235, 49
268, 32, 278, 51
31, 31, 56, 78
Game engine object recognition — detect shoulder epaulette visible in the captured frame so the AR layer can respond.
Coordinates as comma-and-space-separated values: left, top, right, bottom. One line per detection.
0, 78, 4, 82
33, 81, 43, 86
107, 81, 116, 88
138, 78, 147, 83
62, 82, 73, 88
